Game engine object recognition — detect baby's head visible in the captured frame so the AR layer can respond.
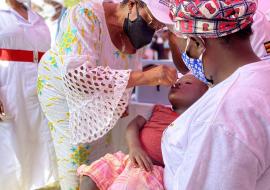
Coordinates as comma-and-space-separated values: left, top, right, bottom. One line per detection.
168, 73, 208, 111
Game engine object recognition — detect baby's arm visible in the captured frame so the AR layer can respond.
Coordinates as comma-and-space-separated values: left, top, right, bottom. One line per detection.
126, 115, 153, 172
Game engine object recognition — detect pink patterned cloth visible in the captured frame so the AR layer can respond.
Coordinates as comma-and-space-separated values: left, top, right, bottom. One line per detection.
170, 0, 257, 38
77, 151, 164, 190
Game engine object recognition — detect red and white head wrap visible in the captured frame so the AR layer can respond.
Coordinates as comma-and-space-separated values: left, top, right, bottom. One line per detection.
170, 0, 257, 38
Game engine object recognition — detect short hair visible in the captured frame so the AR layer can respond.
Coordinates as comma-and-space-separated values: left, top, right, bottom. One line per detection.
221, 24, 253, 43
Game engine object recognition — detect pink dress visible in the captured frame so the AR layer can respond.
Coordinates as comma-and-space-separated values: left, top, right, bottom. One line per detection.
78, 105, 179, 190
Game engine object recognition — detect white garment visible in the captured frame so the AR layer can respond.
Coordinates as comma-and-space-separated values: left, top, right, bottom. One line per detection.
0, 3, 57, 190
251, 10, 270, 59
162, 60, 270, 190
258, 0, 270, 19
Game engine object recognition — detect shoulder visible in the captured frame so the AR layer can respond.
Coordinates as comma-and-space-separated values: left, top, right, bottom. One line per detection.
30, 10, 48, 27
251, 10, 270, 58
153, 104, 171, 111
152, 104, 176, 115
216, 60, 270, 116
69, 0, 102, 24
212, 65, 270, 161
219, 61, 270, 112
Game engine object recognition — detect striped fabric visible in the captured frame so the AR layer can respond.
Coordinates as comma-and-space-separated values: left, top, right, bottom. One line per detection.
77, 151, 164, 190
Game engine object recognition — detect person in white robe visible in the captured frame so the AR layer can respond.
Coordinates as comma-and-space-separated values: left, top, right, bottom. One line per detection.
0, 0, 58, 189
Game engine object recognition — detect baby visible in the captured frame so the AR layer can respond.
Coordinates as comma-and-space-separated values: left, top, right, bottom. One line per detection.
78, 73, 208, 190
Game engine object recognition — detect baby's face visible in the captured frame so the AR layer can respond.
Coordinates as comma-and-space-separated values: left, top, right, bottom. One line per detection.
168, 74, 208, 108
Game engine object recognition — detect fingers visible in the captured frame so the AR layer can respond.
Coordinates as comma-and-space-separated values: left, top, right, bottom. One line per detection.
167, 68, 178, 84
143, 65, 178, 86
130, 155, 138, 168
161, 66, 177, 86
134, 155, 146, 171
141, 155, 153, 172
0, 101, 4, 121
121, 107, 129, 118
134, 155, 153, 172
0, 101, 4, 115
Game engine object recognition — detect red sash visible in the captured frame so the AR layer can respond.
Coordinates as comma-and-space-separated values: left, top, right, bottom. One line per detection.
0, 48, 45, 63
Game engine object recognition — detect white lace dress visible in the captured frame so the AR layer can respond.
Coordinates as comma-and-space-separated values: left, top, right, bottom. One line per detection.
37, 0, 142, 189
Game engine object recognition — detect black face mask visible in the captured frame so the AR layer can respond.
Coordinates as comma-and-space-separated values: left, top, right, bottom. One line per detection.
123, 4, 155, 50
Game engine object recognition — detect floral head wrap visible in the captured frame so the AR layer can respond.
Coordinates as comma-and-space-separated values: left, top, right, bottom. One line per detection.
170, 0, 257, 38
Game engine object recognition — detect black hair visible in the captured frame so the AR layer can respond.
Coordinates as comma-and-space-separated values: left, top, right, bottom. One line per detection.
120, 0, 146, 8
221, 24, 253, 43
121, 0, 129, 5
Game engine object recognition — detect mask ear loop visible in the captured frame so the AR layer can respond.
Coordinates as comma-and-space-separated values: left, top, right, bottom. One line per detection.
184, 37, 190, 54
135, 2, 140, 18
198, 49, 205, 61
198, 36, 206, 61
198, 36, 214, 85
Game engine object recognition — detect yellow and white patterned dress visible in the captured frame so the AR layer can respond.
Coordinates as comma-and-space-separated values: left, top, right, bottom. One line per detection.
37, 0, 142, 189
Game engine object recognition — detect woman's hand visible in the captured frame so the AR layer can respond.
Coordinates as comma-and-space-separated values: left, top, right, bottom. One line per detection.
129, 146, 153, 172
144, 65, 178, 86
127, 65, 177, 88
0, 100, 4, 121
121, 106, 129, 118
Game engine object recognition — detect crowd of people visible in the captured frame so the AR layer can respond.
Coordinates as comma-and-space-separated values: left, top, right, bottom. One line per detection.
0, 0, 270, 190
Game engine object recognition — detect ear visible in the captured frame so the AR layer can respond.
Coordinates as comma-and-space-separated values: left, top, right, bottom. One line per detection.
188, 37, 205, 59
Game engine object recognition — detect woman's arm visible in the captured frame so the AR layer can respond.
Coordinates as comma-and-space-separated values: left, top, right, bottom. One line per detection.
127, 64, 177, 88
126, 115, 153, 172
168, 31, 189, 74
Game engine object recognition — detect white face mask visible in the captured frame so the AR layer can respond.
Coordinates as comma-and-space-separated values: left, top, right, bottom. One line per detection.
40, 4, 56, 20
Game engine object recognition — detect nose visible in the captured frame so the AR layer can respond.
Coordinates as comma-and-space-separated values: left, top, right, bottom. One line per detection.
173, 80, 181, 88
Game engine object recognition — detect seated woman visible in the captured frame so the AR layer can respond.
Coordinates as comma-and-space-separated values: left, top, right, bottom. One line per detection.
78, 73, 208, 190
163, 0, 270, 189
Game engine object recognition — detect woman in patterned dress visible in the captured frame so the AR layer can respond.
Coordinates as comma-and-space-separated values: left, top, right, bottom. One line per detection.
37, 0, 177, 189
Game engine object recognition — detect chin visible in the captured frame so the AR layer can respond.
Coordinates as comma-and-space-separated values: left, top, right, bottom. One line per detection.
168, 94, 180, 106
169, 91, 182, 99
168, 93, 174, 102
